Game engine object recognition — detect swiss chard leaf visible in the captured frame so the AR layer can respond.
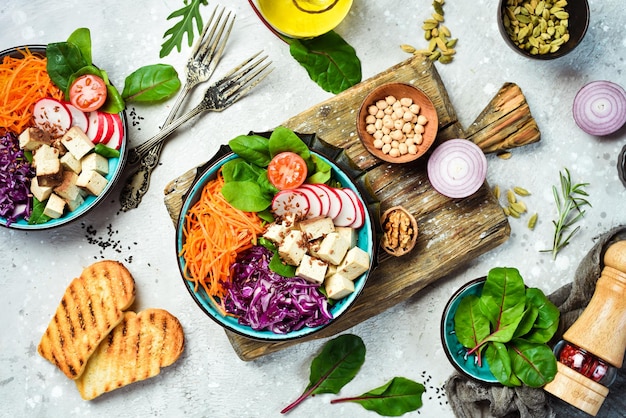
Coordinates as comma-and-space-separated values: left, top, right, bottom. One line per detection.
524, 288, 560, 343
330, 377, 425, 416
228, 134, 271, 167
508, 339, 558, 387
220, 180, 272, 212
281, 334, 365, 414
454, 295, 490, 351
46, 42, 90, 92
122, 64, 181, 102
485, 342, 516, 386
513, 306, 539, 339
288, 31, 362, 94
160, 0, 208, 58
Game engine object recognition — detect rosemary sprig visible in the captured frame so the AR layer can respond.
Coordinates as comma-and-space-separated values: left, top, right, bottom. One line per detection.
542, 168, 591, 259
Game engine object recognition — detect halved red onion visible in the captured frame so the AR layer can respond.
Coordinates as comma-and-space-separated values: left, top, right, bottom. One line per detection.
573, 80, 626, 136
427, 139, 487, 198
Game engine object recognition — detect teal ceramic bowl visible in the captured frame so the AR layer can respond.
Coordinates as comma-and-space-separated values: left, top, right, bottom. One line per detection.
176, 145, 375, 342
440, 277, 499, 384
0, 45, 127, 230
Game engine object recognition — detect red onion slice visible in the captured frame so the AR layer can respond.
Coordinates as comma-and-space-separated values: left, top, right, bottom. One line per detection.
427, 139, 487, 198
573, 80, 626, 136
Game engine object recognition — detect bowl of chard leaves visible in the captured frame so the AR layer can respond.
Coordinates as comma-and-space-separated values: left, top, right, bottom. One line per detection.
441, 267, 560, 387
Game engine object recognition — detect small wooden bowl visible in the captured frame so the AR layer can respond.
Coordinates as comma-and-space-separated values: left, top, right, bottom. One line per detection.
357, 82, 438, 164
380, 206, 418, 257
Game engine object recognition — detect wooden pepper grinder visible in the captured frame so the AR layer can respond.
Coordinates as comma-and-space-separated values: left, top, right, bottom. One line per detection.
544, 240, 626, 416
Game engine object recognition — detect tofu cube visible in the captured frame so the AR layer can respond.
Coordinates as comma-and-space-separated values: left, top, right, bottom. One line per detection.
33, 144, 62, 187
80, 152, 109, 176
325, 273, 355, 300
18, 127, 52, 151
30, 176, 53, 202
43, 193, 66, 219
76, 170, 108, 196
315, 232, 350, 266
295, 254, 328, 285
54, 171, 82, 202
61, 126, 94, 160
335, 226, 357, 247
263, 222, 290, 245
278, 230, 307, 266
336, 247, 370, 281
60, 152, 82, 174
65, 192, 85, 212
299, 216, 335, 241
325, 263, 337, 279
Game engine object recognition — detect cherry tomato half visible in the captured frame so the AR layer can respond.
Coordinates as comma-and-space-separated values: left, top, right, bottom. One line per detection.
267, 152, 308, 190
69, 74, 107, 112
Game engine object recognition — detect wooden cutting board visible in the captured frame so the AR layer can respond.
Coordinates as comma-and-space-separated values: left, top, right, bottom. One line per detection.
164, 53, 540, 361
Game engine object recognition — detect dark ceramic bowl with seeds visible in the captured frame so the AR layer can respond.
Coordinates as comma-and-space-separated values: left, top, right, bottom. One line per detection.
497, 0, 590, 60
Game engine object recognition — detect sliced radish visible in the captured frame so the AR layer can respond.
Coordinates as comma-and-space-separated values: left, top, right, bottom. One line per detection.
332, 188, 358, 227
32, 98, 72, 137
103, 113, 124, 150
342, 188, 366, 229
100, 113, 115, 143
319, 184, 343, 219
271, 189, 310, 220
86, 111, 101, 143
65, 103, 89, 133
297, 186, 323, 218
300, 184, 330, 217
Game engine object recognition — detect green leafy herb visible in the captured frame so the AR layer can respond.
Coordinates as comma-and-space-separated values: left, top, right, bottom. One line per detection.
453, 267, 560, 387
66, 27, 92, 64
542, 168, 591, 259
160, 0, 209, 58
281, 334, 366, 414
27, 198, 51, 225
288, 32, 362, 94
46, 41, 90, 93
122, 64, 181, 102
330, 377, 425, 416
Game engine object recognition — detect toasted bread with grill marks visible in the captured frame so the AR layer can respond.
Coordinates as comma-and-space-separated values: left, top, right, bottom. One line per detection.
38, 260, 136, 380
75, 309, 184, 400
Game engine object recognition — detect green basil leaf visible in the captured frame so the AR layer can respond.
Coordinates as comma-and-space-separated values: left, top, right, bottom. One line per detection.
159, 0, 208, 58
228, 134, 271, 167
27, 198, 51, 225
46, 42, 90, 92
485, 342, 516, 386
221, 180, 272, 212
121, 64, 181, 102
281, 334, 365, 414
288, 31, 362, 94
508, 339, 557, 387
454, 295, 490, 350
331, 377, 425, 416
66, 27, 92, 65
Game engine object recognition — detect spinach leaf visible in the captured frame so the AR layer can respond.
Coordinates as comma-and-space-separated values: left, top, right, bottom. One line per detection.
269, 252, 296, 277
307, 154, 332, 184
221, 181, 272, 212
508, 339, 557, 387
27, 198, 51, 225
222, 158, 261, 182
228, 134, 271, 167
122, 64, 181, 102
160, 0, 208, 58
67, 27, 92, 64
46, 42, 89, 92
288, 31, 362, 94
330, 377, 425, 416
454, 295, 490, 351
281, 334, 365, 414
268, 127, 311, 160
485, 342, 514, 386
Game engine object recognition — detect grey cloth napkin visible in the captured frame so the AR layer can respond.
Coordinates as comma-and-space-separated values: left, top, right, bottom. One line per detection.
445, 226, 626, 418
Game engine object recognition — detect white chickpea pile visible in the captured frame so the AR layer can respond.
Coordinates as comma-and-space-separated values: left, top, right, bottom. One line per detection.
365, 95, 429, 158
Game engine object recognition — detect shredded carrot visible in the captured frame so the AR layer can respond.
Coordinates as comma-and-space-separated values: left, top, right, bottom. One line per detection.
0, 47, 64, 136
179, 170, 266, 315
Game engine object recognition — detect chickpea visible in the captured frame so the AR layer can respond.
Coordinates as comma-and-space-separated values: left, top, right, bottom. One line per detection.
382, 127, 391, 135
366, 124, 376, 134
417, 115, 428, 125
365, 114, 376, 124
374, 118, 383, 130
382, 143, 392, 154
384, 106, 394, 115
402, 122, 413, 133
408, 144, 418, 154
414, 123, 425, 134
398, 143, 408, 155
400, 97, 413, 107
389, 147, 400, 158
409, 104, 420, 114
390, 129, 403, 141
385, 95, 397, 105
403, 111, 413, 122
414, 134, 423, 145
376, 109, 385, 119
376, 100, 388, 110
393, 119, 404, 130
373, 130, 384, 140
392, 101, 402, 111
368, 105, 378, 115
373, 138, 384, 149
382, 134, 392, 144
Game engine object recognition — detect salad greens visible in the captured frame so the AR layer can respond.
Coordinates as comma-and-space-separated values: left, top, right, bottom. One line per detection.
222, 126, 332, 218
454, 267, 560, 387
47, 28, 181, 114
160, 0, 209, 58
281, 334, 425, 416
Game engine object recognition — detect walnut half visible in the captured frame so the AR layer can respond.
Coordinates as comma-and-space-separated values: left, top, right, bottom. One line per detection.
380, 206, 418, 257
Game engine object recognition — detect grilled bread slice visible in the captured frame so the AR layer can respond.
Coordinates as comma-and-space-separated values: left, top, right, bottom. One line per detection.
38, 260, 136, 380
75, 309, 184, 400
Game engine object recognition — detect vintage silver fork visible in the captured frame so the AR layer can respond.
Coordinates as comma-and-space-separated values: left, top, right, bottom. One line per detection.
125, 52, 272, 164
120, 6, 234, 211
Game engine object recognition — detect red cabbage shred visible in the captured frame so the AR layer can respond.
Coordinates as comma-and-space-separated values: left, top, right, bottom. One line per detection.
225, 245, 333, 334
0, 133, 34, 225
